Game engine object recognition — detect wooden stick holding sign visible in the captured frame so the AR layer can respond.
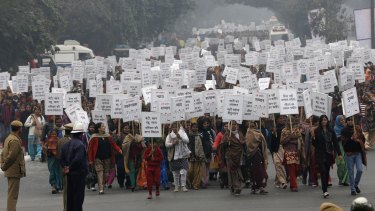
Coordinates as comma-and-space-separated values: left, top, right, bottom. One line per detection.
289, 115, 293, 130
117, 119, 121, 136
273, 114, 277, 138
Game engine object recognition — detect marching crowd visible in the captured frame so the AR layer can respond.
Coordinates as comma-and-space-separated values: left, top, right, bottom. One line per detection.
1, 24, 375, 211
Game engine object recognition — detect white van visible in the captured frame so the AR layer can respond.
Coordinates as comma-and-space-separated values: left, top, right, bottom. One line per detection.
51, 40, 95, 66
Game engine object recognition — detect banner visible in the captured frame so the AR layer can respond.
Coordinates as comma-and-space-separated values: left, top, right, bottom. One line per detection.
141, 112, 161, 138
44, 93, 64, 115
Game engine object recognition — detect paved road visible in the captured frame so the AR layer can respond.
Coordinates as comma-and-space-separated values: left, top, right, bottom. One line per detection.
1, 149, 374, 211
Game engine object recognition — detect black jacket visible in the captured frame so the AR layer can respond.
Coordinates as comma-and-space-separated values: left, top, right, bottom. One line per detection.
312, 127, 341, 165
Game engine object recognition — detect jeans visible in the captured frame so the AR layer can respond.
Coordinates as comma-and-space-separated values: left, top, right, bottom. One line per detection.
345, 153, 363, 192
28, 135, 42, 161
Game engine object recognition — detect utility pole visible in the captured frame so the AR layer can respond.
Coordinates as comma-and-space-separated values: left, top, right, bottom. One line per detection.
371, 0, 375, 48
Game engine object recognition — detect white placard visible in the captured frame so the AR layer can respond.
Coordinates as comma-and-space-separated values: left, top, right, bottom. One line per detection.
224, 67, 239, 85
141, 112, 161, 138
312, 92, 331, 118
65, 93, 81, 109
349, 63, 365, 83
342, 87, 360, 118
44, 93, 64, 115
171, 96, 186, 113
32, 81, 46, 102
0, 73, 10, 90
64, 103, 84, 123
95, 94, 112, 115
126, 80, 142, 96
141, 85, 158, 105
223, 95, 243, 121
253, 92, 269, 118
91, 110, 109, 133
88, 80, 97, 98
111, 94, 127, 118
294, 83, 312, 107
319, 74, 335, 94
107, 80, 123, 94
16, 75, 28, 93
18, 66, 30, 75
302, 90, 313, 119
279, 89, 299, 115
264, 89, 281, 114
122, 96, 141, 122
258, 78, 270, 90
203, 91, 217, 114
242, 94, 258, 121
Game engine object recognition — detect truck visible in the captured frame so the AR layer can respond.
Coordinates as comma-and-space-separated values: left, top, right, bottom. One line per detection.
49, 40, 95, 67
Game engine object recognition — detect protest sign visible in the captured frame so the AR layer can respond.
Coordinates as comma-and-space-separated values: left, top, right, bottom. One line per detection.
44, 93, 64, 115
203, 91, 217, 114
0, 73, 10, 90
264, 89, 280, 114
91, 110, 109, 133
65, 93, 81, 109
95, 94, 112, 115
126, 80, 142, 96
107, 80, 122, 94
294, 83, 312, 106
224, 67, 239, 85
32, 81, 46, 102
18, 66, 29, 75
75, 110, 90, 131
319, 74, 335, 94
258, 78, 270, 90
64, 103, 84, 123
122, 96, 140, 122
279, 89, 299, 115
223, 95, 243, 121
111, 94, 127, 118
141, 85, 158, 105
311, 92, 332, 119
16, 75, 28, 93
302, 90, 313, 119
187, 93, 204, 119
342, 87, 360, 118
253, 92, 269, 118
242, 94, 258, 121
349, 62, 365, 83
88, 80, 97, 98
141, 112, 161, 138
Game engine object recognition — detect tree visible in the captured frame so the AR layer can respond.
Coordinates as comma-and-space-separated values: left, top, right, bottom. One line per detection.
0, 0, 61, 71
226, 0, 351, 44
56, 0, 194, 55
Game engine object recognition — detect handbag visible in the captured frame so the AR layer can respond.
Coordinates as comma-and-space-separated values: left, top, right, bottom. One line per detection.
85, 166, 97, 186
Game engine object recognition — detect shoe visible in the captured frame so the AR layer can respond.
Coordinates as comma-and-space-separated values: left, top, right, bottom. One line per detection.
342, 183, 349, 186
323, 192, 329, 198
51, 188, 57, 194
311, 184, 318, 187
91, 187, 96, 191
291, 188, 298, 192
251, 189, 257, 194
234, 190, 241, 196
147, 194, 152, 199
119, 184, 124, 188
107, 185, 112, 189
182, 186, 188, 192
355, 186, 361, 193
156, 190, 160, 196
328, 183, 332, 187
351, 191, 357, 196
99, 190, 104, 195
131, 187, 135, 192
281, 183, 288, 189
302, 178, 307, 185
259, 188, 268, 194
174, 187, 179, 192
193, 186, 199, 190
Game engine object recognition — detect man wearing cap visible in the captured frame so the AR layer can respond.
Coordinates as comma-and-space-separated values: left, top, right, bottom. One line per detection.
60, 122, 88, 211
56, 122, 73, 211
0, 120, 26, 211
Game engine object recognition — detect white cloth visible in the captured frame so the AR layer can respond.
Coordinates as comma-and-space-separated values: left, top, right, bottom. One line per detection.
165, 126, 190, 160
24, 115, 46, 136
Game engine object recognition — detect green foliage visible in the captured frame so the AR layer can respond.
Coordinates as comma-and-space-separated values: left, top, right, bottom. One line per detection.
0, 0, 61, 70
0, 0, 194, 70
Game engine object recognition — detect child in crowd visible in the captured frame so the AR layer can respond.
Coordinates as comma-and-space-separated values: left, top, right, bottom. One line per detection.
143, 138, 163, 199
